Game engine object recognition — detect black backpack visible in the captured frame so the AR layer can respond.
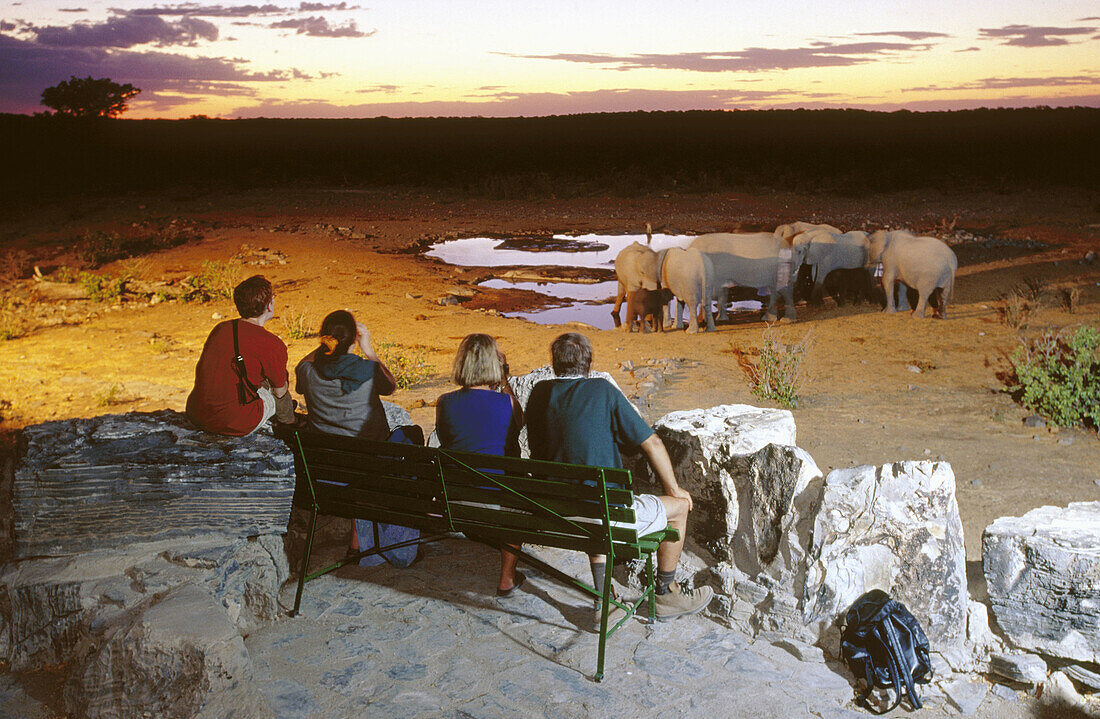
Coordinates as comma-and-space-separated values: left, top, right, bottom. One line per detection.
841, 589, 933, 714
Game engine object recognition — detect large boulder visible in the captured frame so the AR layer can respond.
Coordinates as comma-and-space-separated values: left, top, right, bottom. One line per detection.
11, 410, 295, 559
639, 405, 800, 559
801, 462, 967, 651
983, 502, 1100, 664
628, 405, 819, 639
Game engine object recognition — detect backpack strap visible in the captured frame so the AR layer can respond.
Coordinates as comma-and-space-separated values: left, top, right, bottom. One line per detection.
232, 319, 260, 405
883, 617, 922, 710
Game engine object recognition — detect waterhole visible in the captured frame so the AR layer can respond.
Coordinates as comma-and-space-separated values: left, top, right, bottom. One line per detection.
425, 233, 763, 330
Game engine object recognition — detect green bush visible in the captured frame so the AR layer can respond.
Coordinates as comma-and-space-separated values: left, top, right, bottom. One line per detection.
1007, 326, 1100, 429
376, 341, 433, 389
78, 271, 126, 302
747, 328, 812, 409
180, 260, 239, 302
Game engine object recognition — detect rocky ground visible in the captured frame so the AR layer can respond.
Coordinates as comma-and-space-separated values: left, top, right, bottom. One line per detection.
0, 186, 1097, 716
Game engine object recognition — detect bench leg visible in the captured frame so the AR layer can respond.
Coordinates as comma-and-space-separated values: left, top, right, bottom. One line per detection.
594, 561, 615, 683
291, 507, 319, 617
646, 552, 656, 623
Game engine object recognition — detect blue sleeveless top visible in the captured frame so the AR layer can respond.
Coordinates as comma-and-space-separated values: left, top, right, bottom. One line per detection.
436, 388, 519, 457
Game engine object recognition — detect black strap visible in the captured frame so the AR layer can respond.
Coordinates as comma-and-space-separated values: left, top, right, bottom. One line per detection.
232, 319, 259, 405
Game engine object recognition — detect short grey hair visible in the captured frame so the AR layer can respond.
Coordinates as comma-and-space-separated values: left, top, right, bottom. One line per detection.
452, 334, 503, 388
550, 332, 591, 376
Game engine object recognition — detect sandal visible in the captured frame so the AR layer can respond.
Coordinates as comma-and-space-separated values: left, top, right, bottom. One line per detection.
496, 571, 526, 598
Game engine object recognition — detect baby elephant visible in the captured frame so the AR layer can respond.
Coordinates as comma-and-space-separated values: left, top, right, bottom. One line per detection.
625, 288, 673, 333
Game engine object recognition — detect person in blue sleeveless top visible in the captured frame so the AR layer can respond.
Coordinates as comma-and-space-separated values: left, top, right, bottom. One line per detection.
436, 334, 526, 596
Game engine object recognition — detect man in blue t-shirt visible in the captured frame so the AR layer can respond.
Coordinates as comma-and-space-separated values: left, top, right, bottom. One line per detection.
527, 332, 713, 625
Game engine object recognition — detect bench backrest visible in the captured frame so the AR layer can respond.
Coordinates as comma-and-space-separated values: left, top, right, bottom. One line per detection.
292, 431, 652, 560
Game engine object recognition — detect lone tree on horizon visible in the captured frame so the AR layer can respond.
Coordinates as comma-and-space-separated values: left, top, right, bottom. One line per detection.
40, 76, 140, 118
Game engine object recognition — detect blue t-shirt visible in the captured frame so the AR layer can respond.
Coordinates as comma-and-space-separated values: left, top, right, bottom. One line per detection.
436, 387, 520, 457
526, 377, 653, 471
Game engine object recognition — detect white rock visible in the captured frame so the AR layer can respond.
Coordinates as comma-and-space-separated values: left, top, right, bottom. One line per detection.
1042, 671, 1086, 710
988, 653, 1048, 685
801, 461, 967, 650
983, 502, 1100, 664
943, 679, 988, 716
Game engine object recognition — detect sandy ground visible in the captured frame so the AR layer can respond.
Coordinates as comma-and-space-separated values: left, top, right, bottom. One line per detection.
1, 186, 1098, 576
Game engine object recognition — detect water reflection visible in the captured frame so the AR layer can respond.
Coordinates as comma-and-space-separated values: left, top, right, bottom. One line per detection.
426, 233, 763, 330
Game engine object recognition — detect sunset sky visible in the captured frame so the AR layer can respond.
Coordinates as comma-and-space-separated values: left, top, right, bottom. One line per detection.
2, 1, 1098, 118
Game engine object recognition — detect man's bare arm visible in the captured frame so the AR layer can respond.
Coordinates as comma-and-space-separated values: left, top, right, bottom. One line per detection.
639, 433, 692, 511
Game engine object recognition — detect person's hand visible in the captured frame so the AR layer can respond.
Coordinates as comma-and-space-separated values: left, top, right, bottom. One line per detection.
668, 485, 693, 512
355, 322, 375, 356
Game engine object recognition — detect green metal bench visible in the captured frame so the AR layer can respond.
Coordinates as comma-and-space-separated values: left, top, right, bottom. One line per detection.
288, 430, 678, 682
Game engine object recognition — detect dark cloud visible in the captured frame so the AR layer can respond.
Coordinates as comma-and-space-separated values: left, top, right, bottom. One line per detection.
956, 46, 980, 53
904, 74, 1100, 92
30, 14, 218, 48
0, 21, 16, 32
124, 4, 287, 18
1078, 17, 1100, 22
299, 2, 359, 10
978, 24, 1096, 47
502, 41, 933, 73
59, 7, 88, 12
854, 31, 950, 40
355, 84, 399, 94
0, 33, 312, 114
268, 16, 372, 37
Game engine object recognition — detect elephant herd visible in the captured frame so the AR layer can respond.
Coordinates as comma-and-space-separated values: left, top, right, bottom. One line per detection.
614, 222, 958, 332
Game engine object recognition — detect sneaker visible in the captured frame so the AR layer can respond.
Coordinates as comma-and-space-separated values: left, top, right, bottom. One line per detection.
654, 582, 713, 621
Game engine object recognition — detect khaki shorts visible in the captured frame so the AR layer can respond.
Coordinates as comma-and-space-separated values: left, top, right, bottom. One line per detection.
614, 493, 668, 538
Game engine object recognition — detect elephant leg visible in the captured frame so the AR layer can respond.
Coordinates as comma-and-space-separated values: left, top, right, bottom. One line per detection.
896, 281, 912, 311
782, 284, 797, 321
686, 302, 700, 333
703, 295, 716, 331
913, 290, 929, 318
673, 299, 685, 330
882, 268, 897, 313
613, 281, 626, 317
716, 287, 729, 321
762, 289, 780, 322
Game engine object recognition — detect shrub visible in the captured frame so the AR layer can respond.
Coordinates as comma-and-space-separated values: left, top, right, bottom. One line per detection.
78, 271, 126, 302
94, 383, 126, 407
280, 307, 313, 340
180, 260, 239, 302
746, 327, 812, 409
376, 341, 433, 389
1060, 287, 1081, 314
1021, 276, 1048, 302
1006, 326, 1100, 429
998, 289, 1032, 330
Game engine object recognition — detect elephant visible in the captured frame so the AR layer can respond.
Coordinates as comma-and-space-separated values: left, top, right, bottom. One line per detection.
689, 232, 806, 322
793, 230, 870, 304
794, 264, 875, 306
869, 230, 957, 318
625, 287, 673, 333
774, 221, 841, 243
659, 246, 715, 333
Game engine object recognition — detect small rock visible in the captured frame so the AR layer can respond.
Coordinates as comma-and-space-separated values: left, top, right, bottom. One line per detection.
923, 448, 931, 455
772, 639, 824, 663
414, 314, 428, 321
991, 684, 1018, 701
1023, 414, 1046, 428
1042, 671, 1085, 709
943, 679, 988, 715
211, 312, 223, 320
989, 653, 1047, 685
1058, 436, 1075, 446
906, 365, 922, 373
1086, 251, 1097, 263
620, 360, 634, 371
1064, 663, 1100, 692
970, 479, 982, 487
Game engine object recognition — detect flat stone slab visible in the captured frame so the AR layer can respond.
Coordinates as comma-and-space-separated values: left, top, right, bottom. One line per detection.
983, 502, 1100, 664
12, 410, 295, 558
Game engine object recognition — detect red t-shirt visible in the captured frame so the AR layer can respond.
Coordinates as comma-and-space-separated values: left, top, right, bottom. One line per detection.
186, 320, 289, 436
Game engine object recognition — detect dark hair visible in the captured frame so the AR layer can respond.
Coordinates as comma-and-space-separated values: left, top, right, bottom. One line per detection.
233, 275, 273, 319
550, 332, 592, 376
315, 310, 356, 367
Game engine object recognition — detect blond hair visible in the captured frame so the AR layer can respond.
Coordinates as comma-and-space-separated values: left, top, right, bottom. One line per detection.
452, 334, 503, 388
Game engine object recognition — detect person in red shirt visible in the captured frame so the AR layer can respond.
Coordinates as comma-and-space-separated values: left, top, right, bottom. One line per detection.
186, 275, 294, 436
